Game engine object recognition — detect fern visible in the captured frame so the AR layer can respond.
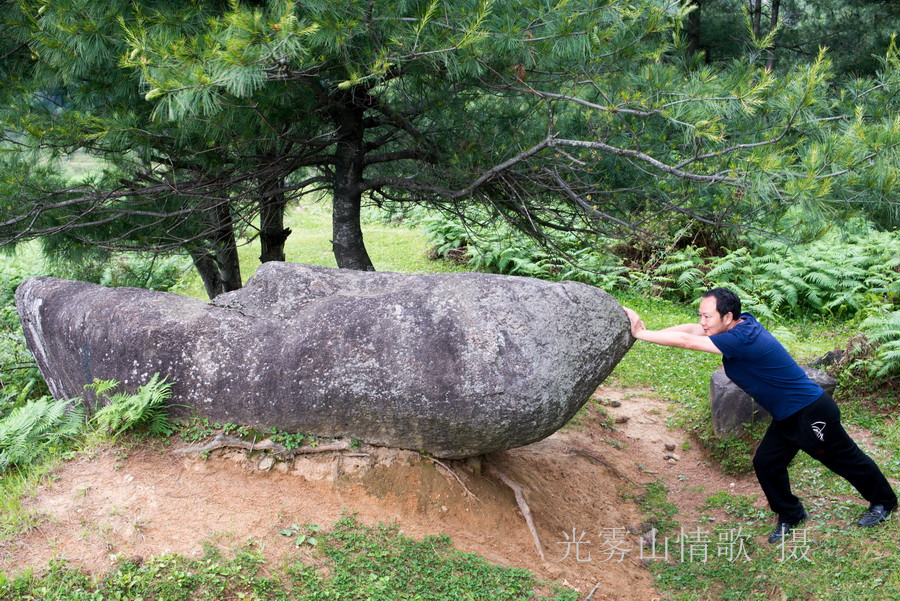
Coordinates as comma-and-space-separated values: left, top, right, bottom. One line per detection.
0, 396, 84, 470
861, 311, 900, 378
91, 374, 175, 437
652, 246, 707, 301
423, 214, 471, 258
705, 248, 750, 281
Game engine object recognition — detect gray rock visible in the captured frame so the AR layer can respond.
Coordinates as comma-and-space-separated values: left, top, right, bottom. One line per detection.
16, 262, 632, 458
640, 527, 658, 549
710, 367, 837, 437
809, 349, 845, 368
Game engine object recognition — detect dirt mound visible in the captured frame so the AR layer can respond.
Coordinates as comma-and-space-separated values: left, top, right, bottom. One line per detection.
0, 386, 763, 599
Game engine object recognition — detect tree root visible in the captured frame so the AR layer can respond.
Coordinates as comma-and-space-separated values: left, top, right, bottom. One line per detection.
583, 582, 601, 601
422, 456, 481, 502
174, 433, 355, 460
485, 464, 545, 561
566, 447, 637, 486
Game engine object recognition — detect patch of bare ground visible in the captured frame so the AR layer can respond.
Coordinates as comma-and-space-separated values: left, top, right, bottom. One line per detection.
0, 384, 769, 600
584, 385, 764, 526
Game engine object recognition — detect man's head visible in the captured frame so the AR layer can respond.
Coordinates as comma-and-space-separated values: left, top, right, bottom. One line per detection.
698, 288, 741, 336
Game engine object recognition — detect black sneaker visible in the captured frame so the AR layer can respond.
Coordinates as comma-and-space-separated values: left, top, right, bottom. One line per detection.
858, 504, 895, 527
767, 510, 809, 544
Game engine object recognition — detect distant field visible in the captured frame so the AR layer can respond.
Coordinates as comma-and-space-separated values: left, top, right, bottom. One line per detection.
172, 201, 467, 300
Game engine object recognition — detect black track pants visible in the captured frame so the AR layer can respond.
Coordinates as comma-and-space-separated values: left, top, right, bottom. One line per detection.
752, 392, 897, 522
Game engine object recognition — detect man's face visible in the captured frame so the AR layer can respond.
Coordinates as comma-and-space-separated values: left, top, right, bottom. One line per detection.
698, 296, 733, 336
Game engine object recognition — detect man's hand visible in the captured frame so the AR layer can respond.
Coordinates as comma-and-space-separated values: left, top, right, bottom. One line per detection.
623, 307, 645, 337
623, 307, 723, 354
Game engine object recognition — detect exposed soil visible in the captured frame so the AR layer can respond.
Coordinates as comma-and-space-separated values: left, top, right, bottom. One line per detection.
0, 385, 767, 600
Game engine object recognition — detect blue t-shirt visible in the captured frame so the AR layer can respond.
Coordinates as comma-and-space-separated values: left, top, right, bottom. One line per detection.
709, 313, 823, 420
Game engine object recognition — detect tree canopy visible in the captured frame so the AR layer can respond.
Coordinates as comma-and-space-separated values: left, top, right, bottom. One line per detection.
1, 0, 897, 296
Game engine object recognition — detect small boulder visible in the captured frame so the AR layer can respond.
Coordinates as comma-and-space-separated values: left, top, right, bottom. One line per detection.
809, 349, 845, 369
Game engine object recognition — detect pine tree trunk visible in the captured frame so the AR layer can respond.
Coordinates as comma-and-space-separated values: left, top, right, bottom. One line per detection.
766, 0, 781, 70
751, 0, 762, 39
189, 248, 225, 299
259, 177, 291, 263
686, 0, 703, 57
213, 203, 243, 292
330, 100, 375, 271
187, 205, 243, 299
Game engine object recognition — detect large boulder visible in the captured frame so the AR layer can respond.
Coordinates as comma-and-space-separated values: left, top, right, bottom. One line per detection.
710, 367, 837, 437
15, 263, 632, 458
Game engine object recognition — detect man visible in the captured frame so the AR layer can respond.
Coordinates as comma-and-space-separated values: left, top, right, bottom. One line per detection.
624, 288, 897, 543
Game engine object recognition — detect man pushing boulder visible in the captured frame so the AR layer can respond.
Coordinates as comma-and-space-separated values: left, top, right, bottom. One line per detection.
624, 287, 897, 543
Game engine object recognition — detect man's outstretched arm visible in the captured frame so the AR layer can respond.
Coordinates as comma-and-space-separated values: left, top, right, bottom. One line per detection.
623, 307, 722, 354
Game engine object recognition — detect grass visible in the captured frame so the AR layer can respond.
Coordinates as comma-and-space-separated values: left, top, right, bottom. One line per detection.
644, 493, 900, 600
0, 516, 579, 601
630, 472, 900, 600
0, 462, 61, 541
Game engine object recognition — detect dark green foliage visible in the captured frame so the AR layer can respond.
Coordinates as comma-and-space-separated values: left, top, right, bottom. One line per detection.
857, 311, 900, 378
0, 304, 46, 411
647, 230, 899, 320
693, 0, 900, 79
423, 211, 629, 289
41, 248, 191, 292
425, 209, 898, 314
99, 253, 191, 291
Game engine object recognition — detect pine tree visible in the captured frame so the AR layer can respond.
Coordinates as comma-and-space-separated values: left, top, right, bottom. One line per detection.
1, 0, 897, 295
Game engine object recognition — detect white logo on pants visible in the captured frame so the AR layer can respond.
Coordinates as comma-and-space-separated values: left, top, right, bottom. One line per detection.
812, 421, 826, 441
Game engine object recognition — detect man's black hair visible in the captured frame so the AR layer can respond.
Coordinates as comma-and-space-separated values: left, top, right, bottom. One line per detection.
702, 287, 741, 320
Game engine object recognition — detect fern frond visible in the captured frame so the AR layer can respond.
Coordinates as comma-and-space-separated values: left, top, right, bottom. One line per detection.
0, 396, 84, 468
92, 373, 174, 437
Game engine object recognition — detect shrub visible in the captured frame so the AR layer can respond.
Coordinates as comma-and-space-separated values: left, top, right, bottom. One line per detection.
423, 212, 628, 290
